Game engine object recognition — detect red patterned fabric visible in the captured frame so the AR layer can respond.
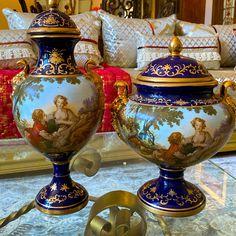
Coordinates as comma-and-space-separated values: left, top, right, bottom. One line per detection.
96, 65, 132, 132
91, 67, 117, 103
103, 65, 132, 94
0, 66, 132, 139
0, 70, 22, 139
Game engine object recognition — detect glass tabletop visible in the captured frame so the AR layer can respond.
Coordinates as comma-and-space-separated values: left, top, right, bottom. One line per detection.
0, 154, 236, 236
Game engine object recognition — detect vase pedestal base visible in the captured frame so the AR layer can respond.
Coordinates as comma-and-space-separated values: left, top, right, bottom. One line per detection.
35, 162, 88, 215
137, 166, 206, 217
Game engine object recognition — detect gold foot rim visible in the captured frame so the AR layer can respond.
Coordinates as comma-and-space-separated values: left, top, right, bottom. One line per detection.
34, 197, 88, 215
138, 197, 206, 217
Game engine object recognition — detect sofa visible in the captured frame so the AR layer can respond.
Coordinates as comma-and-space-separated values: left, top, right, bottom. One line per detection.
0, 8, 236, 175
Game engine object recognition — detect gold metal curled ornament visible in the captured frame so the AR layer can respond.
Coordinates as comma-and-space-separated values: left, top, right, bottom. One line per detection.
70, 147, 101, 177
84, 190, 147, 236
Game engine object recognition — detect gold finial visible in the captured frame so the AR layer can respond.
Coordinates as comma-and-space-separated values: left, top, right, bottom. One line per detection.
169, 36, 183, 56
48, 0, 60, 9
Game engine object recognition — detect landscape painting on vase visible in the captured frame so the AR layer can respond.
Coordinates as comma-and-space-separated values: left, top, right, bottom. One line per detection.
13, 76, 99, 153
116, 101, 234, 167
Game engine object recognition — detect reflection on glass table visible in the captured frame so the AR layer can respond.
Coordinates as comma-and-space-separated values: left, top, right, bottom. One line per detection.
0, 150, 236, 235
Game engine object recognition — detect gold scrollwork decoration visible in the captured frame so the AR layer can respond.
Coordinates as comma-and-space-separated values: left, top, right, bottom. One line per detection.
141, 183, 202, 207
34, 49, 76, 75
85, 190, 147, 236
220, 80, 236, 114
48, 194, 67, 203
39, 187, 48, 199
147, 63, 208, 77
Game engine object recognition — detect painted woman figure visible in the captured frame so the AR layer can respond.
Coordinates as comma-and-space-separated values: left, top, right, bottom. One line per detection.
48, 95, 78, 148
48, 95, 78, 132
190, 117, 213, 148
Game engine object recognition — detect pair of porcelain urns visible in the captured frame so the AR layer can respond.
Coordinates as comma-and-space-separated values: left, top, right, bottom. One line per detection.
12, 1, 236, 217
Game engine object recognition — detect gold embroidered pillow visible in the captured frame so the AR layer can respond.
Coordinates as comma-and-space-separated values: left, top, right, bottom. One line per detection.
99, 10, 176, 68
175, 20, 216, 36
0, 29, 36, 69
213, 24, 236, 67
136, 34, 221, 70
2, 8, 102, 67
2, 8, 36, 29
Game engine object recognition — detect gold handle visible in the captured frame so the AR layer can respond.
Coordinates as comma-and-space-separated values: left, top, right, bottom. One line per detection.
11, 59, 30, 97
111, 81, 129, 140
220, 80, 236, 114
84, 60, 104, 126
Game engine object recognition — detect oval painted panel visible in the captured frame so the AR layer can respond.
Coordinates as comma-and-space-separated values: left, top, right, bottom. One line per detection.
13, 75, 100, 154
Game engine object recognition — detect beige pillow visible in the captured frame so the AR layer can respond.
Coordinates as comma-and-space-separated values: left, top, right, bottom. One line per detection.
2, 8, 102, 67
0, 29, 36, 69
136, 33, 221, 70
99, 10, 176, 68
175, 20, 216, 36
213, 24, 236, 67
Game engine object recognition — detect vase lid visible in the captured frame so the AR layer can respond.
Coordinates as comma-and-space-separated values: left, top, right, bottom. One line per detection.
27, 0, 80, 37
135, 36, 218, 87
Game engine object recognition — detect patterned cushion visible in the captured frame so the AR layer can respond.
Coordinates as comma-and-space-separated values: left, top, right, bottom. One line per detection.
2, 8, 102, 67
99, 10, 176, 68
213, 24, 236, 67
71, 13, 103, 67
136, 33, 221, 70
175, 20, 216, 36
0, 30, 36, 69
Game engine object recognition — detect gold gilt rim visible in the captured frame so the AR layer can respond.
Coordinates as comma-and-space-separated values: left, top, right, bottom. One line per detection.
137, 75, 214, 83
29, 74, 82, 78
133, 79, 218, 87
137, 197, 206, 217
129, 98, 222, 108
30, 34, 81, 39
35, 197, 88, 215
27, 27, 80, 35
159, 167, 185, 172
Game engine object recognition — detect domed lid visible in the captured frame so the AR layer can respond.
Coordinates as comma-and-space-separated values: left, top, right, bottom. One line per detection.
135, 36, 218, 87
27, 0, 80, 37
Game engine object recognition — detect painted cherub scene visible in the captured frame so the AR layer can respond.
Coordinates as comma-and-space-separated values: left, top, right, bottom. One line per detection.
152, 117, 213, 163
116, 103, 233, 167
24, 94, 98, 152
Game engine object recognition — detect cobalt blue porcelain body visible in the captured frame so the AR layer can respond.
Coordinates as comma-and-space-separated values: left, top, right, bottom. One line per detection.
112, 37, 235, 216
12, 5, 103, 215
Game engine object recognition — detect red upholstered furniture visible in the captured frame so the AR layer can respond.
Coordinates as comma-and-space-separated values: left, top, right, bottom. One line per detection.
0, 66, 132, 139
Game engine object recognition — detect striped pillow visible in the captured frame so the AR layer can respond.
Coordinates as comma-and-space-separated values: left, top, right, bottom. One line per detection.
2, 8, 102, 67
0, 29, 36, 69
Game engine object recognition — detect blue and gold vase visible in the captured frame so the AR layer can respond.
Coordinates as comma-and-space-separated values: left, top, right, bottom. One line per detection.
12, 0, 103, 215
112, 37, 236, 217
